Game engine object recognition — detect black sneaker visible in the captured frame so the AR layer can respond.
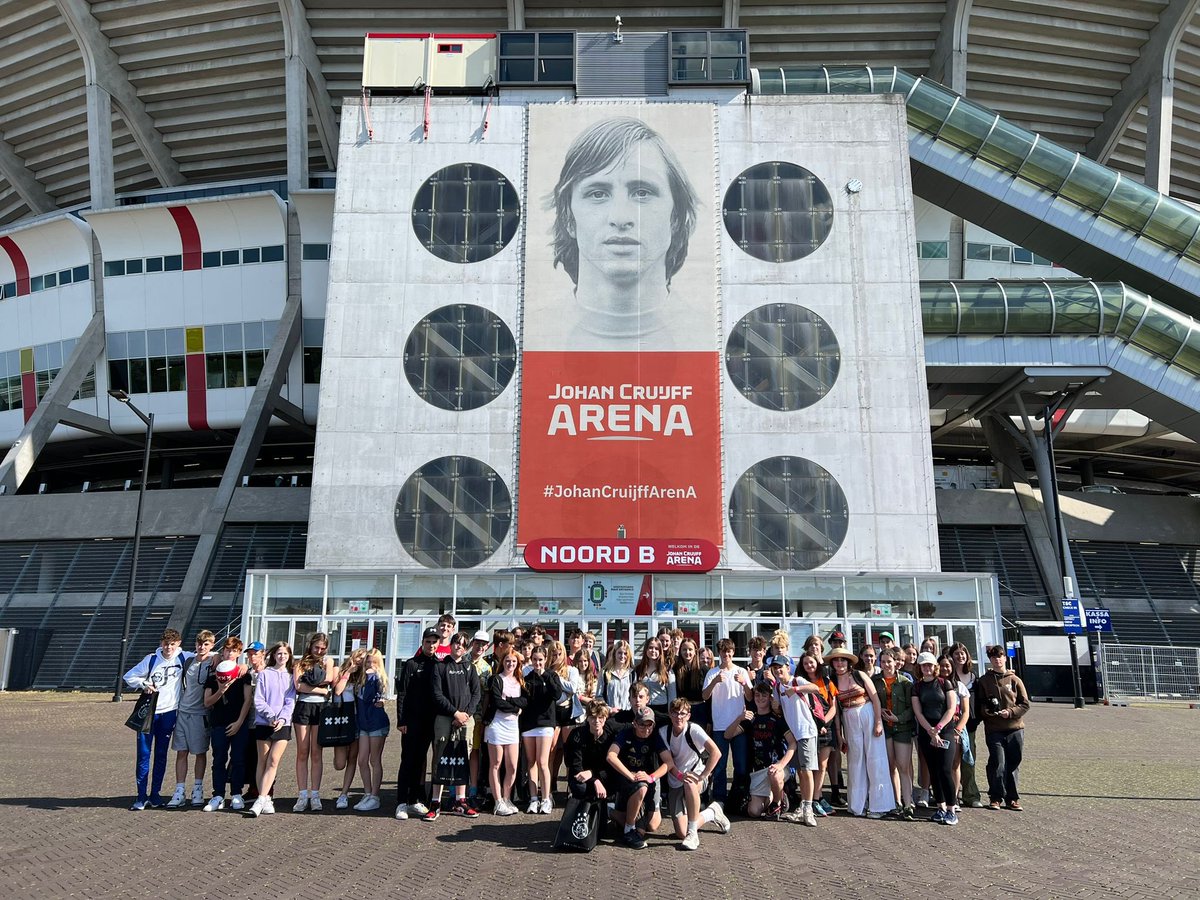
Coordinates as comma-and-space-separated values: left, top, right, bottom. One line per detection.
622, 829, 646, 850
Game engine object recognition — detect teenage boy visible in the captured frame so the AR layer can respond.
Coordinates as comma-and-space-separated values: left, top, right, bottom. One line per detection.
166, 630, 216, 807
977, 645, 1030, 811
767, 655, 821, 826
611, 681, 669, 728
394, 628, 441, 819
241, 641, 266, 800
605, 707, 673, 849
434, 614, 457, 660
660, 698, 730, 850
566, 700, 617, 800
468, 630, 492, 803
746, 636, 770, 692
123, 628, 194, 810
427, 631, 482, 820
726, 682, 796, 819
202, 637, 253, 811
702, 638, 751, 805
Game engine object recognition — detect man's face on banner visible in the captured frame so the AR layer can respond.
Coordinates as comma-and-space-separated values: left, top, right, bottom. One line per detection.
569, 142, 674, 292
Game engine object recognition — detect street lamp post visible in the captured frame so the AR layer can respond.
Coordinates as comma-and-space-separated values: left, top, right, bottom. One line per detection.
110, 389, 154, 703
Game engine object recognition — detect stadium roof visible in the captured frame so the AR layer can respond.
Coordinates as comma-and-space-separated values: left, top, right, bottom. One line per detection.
3, 0, 1200, 227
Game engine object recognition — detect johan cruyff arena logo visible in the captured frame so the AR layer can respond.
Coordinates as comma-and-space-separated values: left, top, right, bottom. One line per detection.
518, 105, 722, 545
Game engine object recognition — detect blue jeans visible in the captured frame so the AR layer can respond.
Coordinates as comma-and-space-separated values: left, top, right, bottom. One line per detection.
209, 723, 248, 798
135, 709, 177, 802
710, 731, 748, 803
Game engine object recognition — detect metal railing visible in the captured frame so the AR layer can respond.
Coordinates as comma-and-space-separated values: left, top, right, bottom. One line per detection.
1098, 642, 1200, 702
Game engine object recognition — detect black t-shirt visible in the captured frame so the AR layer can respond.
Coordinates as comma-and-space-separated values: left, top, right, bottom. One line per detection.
915, 677, 952, 735
749, 712, 790, 771
612, 727, 668, 776
612, 707, 669, 729
204, 671, 252, 728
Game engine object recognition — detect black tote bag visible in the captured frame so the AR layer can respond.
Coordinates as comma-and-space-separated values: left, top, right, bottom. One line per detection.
124, 691, 158, 733
553, 796, 602, 852
317, 695, 358, 747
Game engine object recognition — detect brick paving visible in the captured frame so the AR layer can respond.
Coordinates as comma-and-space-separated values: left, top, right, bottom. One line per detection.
0, 694, 1196, 899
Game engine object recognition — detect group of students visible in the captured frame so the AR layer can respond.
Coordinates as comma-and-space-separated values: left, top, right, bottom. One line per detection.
122, 616, 1031, 849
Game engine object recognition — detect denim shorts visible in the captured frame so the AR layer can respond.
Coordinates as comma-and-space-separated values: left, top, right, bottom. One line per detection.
359, 726, 390, 739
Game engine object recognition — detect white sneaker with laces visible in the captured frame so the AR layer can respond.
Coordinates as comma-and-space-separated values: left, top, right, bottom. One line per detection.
707, 801, 731, 834
395, 804, 409, 820
229, 794, 244, 811
336, 794, 349, 810
540, 797, 553, 814
248, 797, 265, 818
357, 795, 380, 812
166, 786, 186, 809
680, 830, 700, 851
191, 784, 204, 806
802, 804, 817, 827
293, 791, 310, 813
309, 794, 322, 811
527, 798, 540, 814
263, 797, 276, 815
408, 802, 429, 816
203, 796, 224, 813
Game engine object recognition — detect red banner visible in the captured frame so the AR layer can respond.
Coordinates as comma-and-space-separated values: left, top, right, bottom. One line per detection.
517, 351, 722, 545
525, 537, 720, 573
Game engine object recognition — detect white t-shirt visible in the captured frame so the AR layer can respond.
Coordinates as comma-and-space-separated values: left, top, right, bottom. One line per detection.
703, 665, 750, 730
773, 676, 817, 740
661, 722, 709, 789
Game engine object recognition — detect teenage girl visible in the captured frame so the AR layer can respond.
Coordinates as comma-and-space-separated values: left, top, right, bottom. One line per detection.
332, 649, 364, 809
248, 642, 296, 817
520, 645, 563, 814
292, 632, 336, 811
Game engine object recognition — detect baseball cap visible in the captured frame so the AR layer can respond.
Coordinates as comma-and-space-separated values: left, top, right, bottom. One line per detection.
878, 631, 895, 641
768, 655, 793, 673
916, 651, 939, 667
472, 630, 490, 643
246, 641, 265, 652
829, 630, 846, 642
422, 627, 439, 640
634, 707, 656, 725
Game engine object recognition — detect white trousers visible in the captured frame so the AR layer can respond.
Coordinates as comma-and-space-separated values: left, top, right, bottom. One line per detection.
842, 702, 894, 815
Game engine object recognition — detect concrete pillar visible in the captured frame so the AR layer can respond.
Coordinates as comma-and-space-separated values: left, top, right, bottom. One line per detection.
285, 53, 308, 195
1145, 73, 1174, 194
1076, 459, 1095, 487
86, 83, 115, 209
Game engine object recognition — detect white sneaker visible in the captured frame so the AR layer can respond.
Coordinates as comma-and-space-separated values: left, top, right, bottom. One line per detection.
501, 799, 518, 816
229, 794, 245, 811
356, 795, 380, 812
408, 802, 429, 816
803, 804, 817, 827
527, 798, 540, 814
336, 794, 349, 810
293, 791, 310, 813
309, 794, 322, 811
262, 797, 276, 815
353, 794, 372, 811
395, 804, 409, 820
203, 796, 225, 812
191, 784, 204, 806
166, 786, 186, 809
680, 830, 700, 851
248, 797, 265, 818
707, 801, 731, 834
539, 797, 553, 814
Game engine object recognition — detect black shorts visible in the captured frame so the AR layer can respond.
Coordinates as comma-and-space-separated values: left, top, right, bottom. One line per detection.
555, 704, 573, 727
292, 701, 323, 726
254, 724, 292, 743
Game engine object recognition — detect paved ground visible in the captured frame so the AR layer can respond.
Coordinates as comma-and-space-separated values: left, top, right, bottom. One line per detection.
0, 695, 1196, 899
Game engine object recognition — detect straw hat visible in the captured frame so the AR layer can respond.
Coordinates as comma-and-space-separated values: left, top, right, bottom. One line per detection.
825, 647, 859, 666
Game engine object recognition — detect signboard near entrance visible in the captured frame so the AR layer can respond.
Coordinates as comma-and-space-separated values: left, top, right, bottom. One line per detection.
583, 574, 653, 615
524, 538, 719, 573
1061, 598, 1084, 635
1085, 607, 1113, 633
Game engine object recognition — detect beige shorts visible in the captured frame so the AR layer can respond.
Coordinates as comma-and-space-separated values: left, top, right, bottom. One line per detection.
433, 714, 478, 753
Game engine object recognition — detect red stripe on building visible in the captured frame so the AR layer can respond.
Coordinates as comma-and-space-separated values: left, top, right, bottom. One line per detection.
20, 371, 36, 422
0, 236, 31, 296
167, 206, 203, 271
185, 353, 208, 430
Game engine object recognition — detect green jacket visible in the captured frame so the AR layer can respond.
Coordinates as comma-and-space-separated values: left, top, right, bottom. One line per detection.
872, 673, 915, 734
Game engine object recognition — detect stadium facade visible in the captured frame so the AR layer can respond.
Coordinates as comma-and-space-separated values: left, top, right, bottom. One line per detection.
2, 1, 1200, 690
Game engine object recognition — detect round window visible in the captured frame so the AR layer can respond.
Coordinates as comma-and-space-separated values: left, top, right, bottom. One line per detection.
411, 162, 521, 263
723, 162, 833, 263
395, 456, 511, 568
404, 304, 517, 411
726, 303, 840, 411
729, 456, 848, 570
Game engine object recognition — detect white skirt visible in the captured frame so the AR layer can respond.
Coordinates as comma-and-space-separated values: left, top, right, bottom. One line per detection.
521, 726, 554, 739
485, 713, 519, 746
